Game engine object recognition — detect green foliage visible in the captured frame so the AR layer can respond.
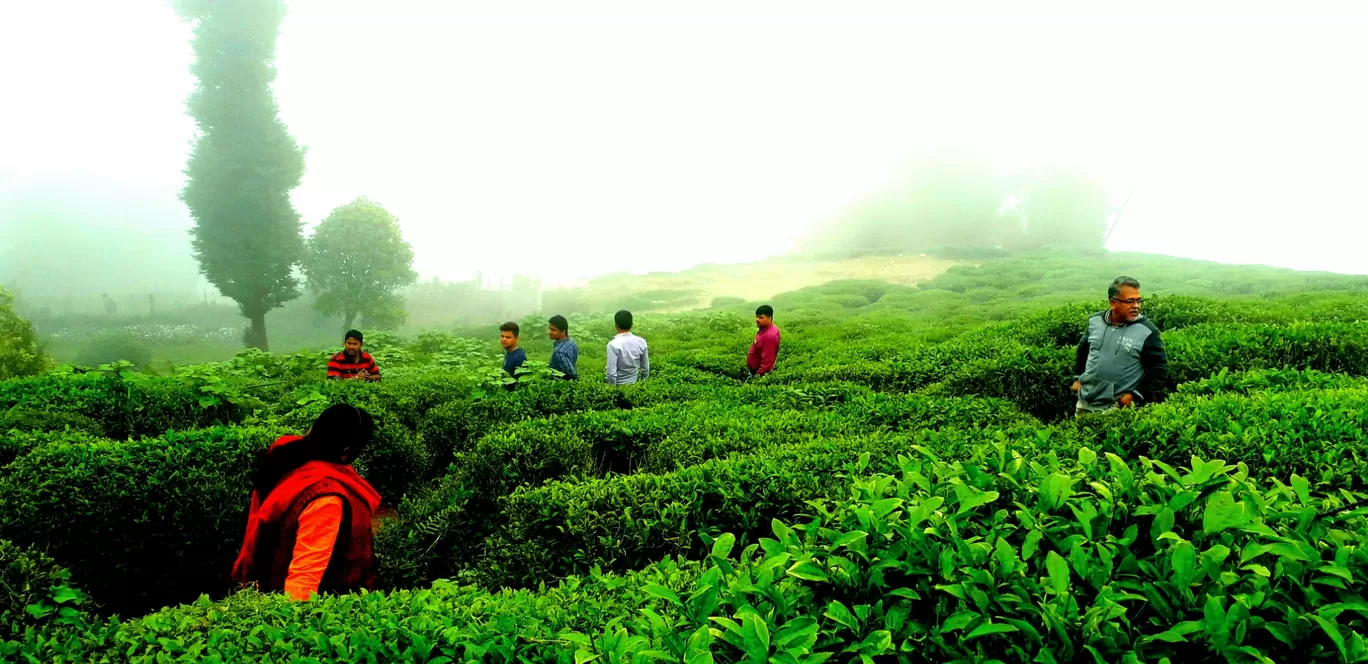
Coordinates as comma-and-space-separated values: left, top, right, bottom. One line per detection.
0, 427, 280, 617
8, 249, 1368, 659
22, 445, 1368, 662
72, 332, 154, 369
0, 409, 104, 437
1067, 387, 1368, 487
0, 539, 90, 640
302, 197, 418, 330
0, 372, 236, 440
175, 0, 306, 350
0, 286, 48, 380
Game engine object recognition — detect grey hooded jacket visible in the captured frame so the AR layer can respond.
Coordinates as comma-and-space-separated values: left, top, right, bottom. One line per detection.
1074, 310, 1169, 409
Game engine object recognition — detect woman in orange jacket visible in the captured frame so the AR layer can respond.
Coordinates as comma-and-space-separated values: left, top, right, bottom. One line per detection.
230, 403, 382, 601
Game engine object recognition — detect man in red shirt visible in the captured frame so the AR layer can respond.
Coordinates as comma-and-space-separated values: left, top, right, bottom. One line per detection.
746, 305, 781, 379
327, 330, 381, 381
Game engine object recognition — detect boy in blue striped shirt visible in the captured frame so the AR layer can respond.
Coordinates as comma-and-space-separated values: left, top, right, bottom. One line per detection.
547, 315, 579, 380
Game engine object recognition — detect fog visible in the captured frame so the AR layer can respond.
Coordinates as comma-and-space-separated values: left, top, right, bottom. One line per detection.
2, 0, 1366, 303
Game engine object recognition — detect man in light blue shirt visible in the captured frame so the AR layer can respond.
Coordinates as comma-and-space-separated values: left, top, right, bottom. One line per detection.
605, 309, 649, 385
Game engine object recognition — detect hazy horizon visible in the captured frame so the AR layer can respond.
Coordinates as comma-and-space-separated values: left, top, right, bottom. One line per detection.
3, 1, 1366, 300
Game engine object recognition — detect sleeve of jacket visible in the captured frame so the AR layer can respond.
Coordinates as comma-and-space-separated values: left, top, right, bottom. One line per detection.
1073, 327, 1090, 378
1136, 324, 1170, 404
605, 342, 619, 384
284, 496, 343, 601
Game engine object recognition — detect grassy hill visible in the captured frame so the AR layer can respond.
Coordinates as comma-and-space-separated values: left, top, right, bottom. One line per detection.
4, 248, 1368, 661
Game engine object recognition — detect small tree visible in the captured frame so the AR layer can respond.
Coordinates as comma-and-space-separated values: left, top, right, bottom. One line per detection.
176, 0, 307, 350
0, 286, 49, 379
303, 197, 418, 330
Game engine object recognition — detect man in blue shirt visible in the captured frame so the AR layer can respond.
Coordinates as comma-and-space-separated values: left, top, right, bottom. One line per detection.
547, 315, 579, 380
499, 322, 526, 383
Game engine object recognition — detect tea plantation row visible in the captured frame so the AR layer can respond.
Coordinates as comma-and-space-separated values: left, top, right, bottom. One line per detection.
4, 280, 1368, 661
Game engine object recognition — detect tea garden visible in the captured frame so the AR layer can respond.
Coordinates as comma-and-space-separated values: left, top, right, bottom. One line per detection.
5, 250, 1368, 662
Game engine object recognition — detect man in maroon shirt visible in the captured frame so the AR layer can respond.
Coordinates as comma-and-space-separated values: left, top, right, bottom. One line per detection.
745, 305, 781, 380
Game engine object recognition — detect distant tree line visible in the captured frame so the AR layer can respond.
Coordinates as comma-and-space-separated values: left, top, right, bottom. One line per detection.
798, 154, 1112, 257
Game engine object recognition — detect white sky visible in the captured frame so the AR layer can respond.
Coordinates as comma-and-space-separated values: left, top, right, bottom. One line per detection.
2, 0, 1366, 293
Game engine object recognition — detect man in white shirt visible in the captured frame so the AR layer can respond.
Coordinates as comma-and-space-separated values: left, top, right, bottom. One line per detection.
605, 309, 650, 385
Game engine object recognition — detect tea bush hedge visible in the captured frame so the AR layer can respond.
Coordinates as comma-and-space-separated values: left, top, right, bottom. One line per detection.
0, 539, 90, 641
0, 427, 280, 616
0, 373, 234, 439
10, 443, 1368, 662
1065, 388, 1368, 488
7, 251, 1368, 658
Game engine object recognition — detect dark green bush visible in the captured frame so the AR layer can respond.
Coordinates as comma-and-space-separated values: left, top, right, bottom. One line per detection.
352, 420, 431, 501
1065, 388, 1368, 487
418, 380, 626, 458
0, 409, 104, 437
0, 430, 106, 467
0, 373, 231, 440
0, 427, 280, 617
1, 559, 702, 662
1174, 367, 1368, 399
73, 333, 153, 368
475, 430, 989, 588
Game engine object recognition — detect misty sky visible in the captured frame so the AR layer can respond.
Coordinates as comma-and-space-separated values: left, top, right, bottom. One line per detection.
2, 1, 1365, 298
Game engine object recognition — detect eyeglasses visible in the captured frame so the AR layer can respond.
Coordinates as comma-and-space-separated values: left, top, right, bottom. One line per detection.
1110, 297, 1144, 306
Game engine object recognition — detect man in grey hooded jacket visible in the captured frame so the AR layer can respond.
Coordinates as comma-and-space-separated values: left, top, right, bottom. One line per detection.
1072, 276, 1170, 416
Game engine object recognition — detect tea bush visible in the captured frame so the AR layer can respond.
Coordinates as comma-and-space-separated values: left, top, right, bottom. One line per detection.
0, 539, 90, 641
0, 373, 232, 439
1065, 387, 1368, 488
0, 408, 104, 437
0, 427, 281, 617
12, 444, 1368, 662
9, 250, 1368, 657
1174, 368, 1368, 398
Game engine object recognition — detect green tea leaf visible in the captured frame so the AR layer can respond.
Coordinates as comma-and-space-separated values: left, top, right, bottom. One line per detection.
1151, 507, 1176, 542
1023, 529, 1043, 560
872, 498, 904, 519
1046, 551, 1070, 596
786, 560, 829, 582
711, 532, 736, 560
1171, 541, 1196, 587
1308, 615, 1347, 662
957, 490, 1000, 515
830, 531, 868, 549
1202, 491, 1249, 534
940, 610, 979, 633
644, 584, 683, 607
965, 623, 1019, 640
1040, 474, 1076, 511
824, 601, 859, 631
1291, 474, 1310, 505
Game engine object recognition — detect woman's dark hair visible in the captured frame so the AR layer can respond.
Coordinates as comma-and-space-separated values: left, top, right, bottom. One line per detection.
252, 403, 375, 499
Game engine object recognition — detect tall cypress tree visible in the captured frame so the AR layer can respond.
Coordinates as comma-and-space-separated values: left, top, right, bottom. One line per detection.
176, 0, 304, 350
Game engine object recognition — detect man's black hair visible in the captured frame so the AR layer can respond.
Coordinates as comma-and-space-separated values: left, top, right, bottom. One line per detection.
1108, 277, 1141, 299
549, 315, 569, 333
345, 329, 364, 343
499, 321, 520, 337
756, 304, 774, 317
614, 310, 633, 331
